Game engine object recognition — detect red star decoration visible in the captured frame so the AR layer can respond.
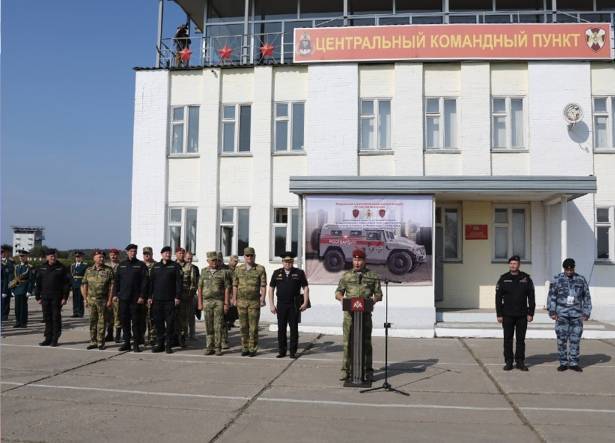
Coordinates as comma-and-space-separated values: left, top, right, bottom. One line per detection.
179, 48, 192, 63
260, 43, 274, 58
218, 45, 233, 60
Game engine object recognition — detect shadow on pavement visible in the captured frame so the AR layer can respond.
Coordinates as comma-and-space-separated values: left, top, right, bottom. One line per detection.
526, 352, 611, 368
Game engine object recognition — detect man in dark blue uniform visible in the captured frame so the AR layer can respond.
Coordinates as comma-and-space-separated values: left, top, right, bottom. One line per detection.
268, 252, 310, 358
1, 245, 15, 322
70, 251, 88, 318
12, 250, 34, 328
496, 255, 535, 371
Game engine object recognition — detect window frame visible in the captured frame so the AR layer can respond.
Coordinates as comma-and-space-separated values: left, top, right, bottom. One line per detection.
220, 103, 252, 154
424, 96, 458, 150
270, 207, 300, 261
435, 204, 463, 262
592, 96, 615, 150
359, 97, 392, 152
491, 96, 527, 150
596, 206, 615, 262
492, 204, 531, 262
219, 206, 250, 257
169, 105, 199, 156
166, 207, 198, 257
273, 101, 306, 153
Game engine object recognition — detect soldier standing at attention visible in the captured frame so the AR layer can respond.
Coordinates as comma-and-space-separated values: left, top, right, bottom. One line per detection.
81, 250, 114, 350
185, 251, 199, 340
115, 244, 149, 352
149, 246, 182, 354
70, 251, 88, 318
1, 245, 15, 322
106, 248, 122, 343
219, 252, 234, 349
12, 250, 34, 328
495, 255, 535, 371
335, 249, 382, 382
142, 246, 156, 345
268, 252, 309, 359
197, 251, 230, 355
174, 247, 197, 348
548, 258, 592, 372
34, 249, 71, 346
233, 247, 267, 357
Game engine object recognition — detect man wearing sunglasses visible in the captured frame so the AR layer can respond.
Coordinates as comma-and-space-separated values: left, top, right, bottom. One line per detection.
547, 258, 592, 372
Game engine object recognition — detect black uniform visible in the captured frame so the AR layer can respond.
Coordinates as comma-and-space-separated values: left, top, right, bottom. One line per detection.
116, 258, 149, 347
149, 260, 182, 348
495, 271, 536, 365
269, 267, 308, 356
34, 261, 70, 344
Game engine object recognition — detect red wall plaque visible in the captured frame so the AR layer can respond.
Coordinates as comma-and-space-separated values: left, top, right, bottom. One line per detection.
465, 224, 488, 240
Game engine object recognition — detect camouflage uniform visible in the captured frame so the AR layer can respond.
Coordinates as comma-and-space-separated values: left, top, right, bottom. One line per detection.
144, 260, 156, 345
547, 272, 592, 367
177, 261, 198, 343
105, 261, 121, 340
233, 260, 267, 353
219, 252, 233, 349
199, 261, 230, 353
82, 264, 114, 346
336, 268, 382, 377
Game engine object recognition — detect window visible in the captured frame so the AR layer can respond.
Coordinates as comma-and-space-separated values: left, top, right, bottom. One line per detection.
593, 97, 615, 150
170, 106, 199, 154
219, 207, 250, 257
167, 208, 198, 254
493, 206, 529, 261
436, 206, 462, 261
596, 207, 614, 261
425, 98, 458, 150
221, 104, 251, 153
271, 208, 299, 259
492, 97, 525, 149
274, 102, 305, 152
359, 99, 391, 151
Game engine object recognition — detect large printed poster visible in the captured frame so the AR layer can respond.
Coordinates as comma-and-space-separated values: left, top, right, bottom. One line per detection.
305, 195, 433, 285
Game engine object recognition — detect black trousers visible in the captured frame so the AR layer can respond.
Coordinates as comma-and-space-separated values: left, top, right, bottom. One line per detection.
14, 294, 28, 325
502, 315, 528, 363
119, 300, 144, 344
152, 300, 175, 347
42, 298, 62, 340
277, 302, 299, 354
1, 294, 10, 319
72, 286, 84, 317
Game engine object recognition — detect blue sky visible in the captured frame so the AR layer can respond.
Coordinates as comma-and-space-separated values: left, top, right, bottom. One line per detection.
1, 1, 187, 249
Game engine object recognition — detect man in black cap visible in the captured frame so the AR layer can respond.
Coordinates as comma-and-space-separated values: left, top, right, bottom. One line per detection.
496, 255, 535, 371
115, 244, 149, 352
70, 251, 88, 318
268, 252, 310, 358
34, 249, 71, 346
149, 246, 182, 353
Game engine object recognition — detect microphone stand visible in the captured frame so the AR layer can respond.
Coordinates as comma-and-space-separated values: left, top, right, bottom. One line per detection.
360, 278, 409, 396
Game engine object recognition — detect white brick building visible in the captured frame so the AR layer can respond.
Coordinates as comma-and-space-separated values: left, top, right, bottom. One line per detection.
131, 1, 615, 335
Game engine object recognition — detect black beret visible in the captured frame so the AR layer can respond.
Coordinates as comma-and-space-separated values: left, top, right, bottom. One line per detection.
508, 255, 521, 263
74, 251, 83, 256
125, 244, 138, 251
46, 248, 57, 255
280, 251, 295, 260
160, 246, 172, 254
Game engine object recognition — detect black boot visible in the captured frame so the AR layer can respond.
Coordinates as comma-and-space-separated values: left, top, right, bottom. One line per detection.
39, 338, 52, 346
119, 342, 131, 352
165, 345, 173, 354
178, 334, 186, 349
503, 361, 514, 371
152, 344, 164, 353
114, 328, 122, 343
105, 328, 113, 342
133, 342, 142, 353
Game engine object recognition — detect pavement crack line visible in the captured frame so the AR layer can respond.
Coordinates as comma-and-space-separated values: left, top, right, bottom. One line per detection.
208, 333, 323, 443
599, 339, 615, 349
458, 338, 546, 443
1, 349, 130, 394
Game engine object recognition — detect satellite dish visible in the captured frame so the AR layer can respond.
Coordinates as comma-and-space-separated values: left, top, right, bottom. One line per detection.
563, 103, 583, 129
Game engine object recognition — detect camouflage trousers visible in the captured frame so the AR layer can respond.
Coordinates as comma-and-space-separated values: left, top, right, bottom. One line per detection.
203, 299, 224, 351
237, 299, 260, 352
342, 311, 373, 375
146, 302, 157, 344
176, 298, 192, 338
105, 299, 121, 334
88, 299, 108, 345
555, 316, 584, 366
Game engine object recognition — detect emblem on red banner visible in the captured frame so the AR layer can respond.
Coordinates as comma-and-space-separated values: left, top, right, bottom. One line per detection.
586, 28, 606, 51
351, 298, 365, 312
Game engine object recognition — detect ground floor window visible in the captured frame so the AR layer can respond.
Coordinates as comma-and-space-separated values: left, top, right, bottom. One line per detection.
493, 206, 529, 261
436, 205, 461, 261
219, 207, 250, 257
167, 207, 197, 254
596, 207, 614, 261
271, 207, 299, 259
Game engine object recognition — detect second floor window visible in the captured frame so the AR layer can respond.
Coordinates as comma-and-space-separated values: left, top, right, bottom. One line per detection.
170, 106, 199, 154
425, 97, 457, 150
274, 102, 305, 152
593, 97, 615, 149
222, 104, 251, 153
492, 97, 525, 149
596, 207, 613, 261
359, 99, 391, 151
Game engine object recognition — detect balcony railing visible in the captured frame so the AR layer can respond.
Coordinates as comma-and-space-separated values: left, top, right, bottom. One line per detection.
157, 10, 615, 68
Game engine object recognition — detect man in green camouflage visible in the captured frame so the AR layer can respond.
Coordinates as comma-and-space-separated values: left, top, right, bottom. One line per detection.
142, 246, 156, 346
233, 247, 267, 357
218, 252, 234, 349
106, 248, 122, 343
81, 250, 115, 350
335, 248, 382, 381
185, 251, 199, 340
174, 248, 197, 348
198, 251, 230, 355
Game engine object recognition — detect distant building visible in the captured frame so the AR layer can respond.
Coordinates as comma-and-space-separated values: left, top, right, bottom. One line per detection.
12, 226, 44, 253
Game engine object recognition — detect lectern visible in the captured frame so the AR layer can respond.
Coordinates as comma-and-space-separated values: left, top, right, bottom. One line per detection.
342, 297, 374, 387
